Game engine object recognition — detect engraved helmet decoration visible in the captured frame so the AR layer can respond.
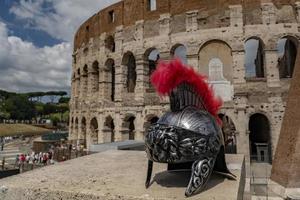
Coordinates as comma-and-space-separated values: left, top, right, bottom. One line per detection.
145, 59, 236, 197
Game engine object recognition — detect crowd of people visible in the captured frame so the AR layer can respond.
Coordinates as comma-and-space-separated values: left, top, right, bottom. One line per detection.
15, 151, 54, 171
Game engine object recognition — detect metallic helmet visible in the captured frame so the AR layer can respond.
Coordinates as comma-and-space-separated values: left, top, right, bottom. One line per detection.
144, 60, 236, 197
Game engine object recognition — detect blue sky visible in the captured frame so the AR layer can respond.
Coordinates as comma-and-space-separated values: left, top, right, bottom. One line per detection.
0, 0, 62, 47
0, 0, 120, 93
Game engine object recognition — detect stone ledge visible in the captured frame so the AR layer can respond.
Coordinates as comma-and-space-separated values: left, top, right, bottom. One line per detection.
0, 150, 245, 200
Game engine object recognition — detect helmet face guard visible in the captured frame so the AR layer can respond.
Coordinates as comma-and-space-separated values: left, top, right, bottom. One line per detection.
144, 60, 235, 197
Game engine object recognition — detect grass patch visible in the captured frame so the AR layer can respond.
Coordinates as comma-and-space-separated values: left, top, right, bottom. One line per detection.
0, 124, 51, 137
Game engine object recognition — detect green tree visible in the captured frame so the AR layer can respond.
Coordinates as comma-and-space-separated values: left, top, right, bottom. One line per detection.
3, 95, 35, 120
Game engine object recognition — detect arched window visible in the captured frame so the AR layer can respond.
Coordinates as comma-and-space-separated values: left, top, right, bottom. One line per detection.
249, 113, 272, 163
92, 61, 99, 93
277, 36, 298, 79
171, 44, 187, 64
147, 0, 157, 11
122, 52, 136, 93
82, 65, 88, 97
145, 48, 160, 91
105, 59, 115, 101
244, 38, 265, 78
104, 116, 115, 143
90, 117, 98, 144
199, 40, 233, 81
81, 117, 87, 148
76, 69, 81, 97
123, 115, 136, 140
75, 118, 79, 140
105, 35, 115, 52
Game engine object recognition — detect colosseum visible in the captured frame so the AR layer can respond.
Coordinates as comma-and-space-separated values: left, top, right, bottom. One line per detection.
69, 0, 300, 183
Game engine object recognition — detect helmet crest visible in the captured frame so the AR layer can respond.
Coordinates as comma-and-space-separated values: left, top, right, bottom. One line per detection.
151, 59, 223, 125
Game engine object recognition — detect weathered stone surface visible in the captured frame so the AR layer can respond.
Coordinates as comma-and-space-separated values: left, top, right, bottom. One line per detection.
0, 151, 245, 200
271, 47, 300, 188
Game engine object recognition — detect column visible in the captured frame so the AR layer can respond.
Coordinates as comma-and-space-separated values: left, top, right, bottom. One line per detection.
186, 10, 198, 32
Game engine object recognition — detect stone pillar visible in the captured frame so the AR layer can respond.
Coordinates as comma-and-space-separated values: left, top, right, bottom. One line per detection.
159, 14, 171, 36
232, 50, 246, 84
229, 5, 243, 27
75, 76, 80, 98
265, 50, 280, 87
80, 73, 88, 99
295, 2, 300, 22
261, 2, 276, 25
135, 53, 146, 101
97, 115, 104, 144
234, 94, 250, 177
114, 58, 124, 102
135, 112, 144, 141
114, 112, 122, 142
186, 10, 198, 32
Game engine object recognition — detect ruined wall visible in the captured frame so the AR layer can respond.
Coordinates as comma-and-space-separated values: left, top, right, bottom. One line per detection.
74, 0, 299, 50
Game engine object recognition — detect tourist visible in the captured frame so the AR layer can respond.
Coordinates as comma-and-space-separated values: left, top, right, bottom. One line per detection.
14, 154, 19, 168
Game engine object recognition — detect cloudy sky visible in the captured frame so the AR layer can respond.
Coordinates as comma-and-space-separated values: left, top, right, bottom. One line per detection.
0, 0, 120, 93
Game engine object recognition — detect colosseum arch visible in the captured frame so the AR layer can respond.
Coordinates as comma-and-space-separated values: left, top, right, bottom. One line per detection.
104, 59, 116, 101
171, 44, 187, 64
244, 37, 265, 79
81, 117, 87, 147
144, 48, 160, 92
103, 115, 115, 143
122, 52, 136, 93
105, 35, 115, 52
90, 117, 99, 145
218, 114, 237, 154
74, 117, 79, 140
81, 65, 88, 97
249, 113, 272, 164
143, 114, 159, 138
76, 68, 81, 97
123, 114, 136, 140
198, 40, 233, 82
91, 61, 100, 93
277, 35, 299, 79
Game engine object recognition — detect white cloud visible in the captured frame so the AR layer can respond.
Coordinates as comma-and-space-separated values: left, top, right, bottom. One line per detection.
0, 0, 121, 93
10, 0, 121, 42
0, 21, 72, 93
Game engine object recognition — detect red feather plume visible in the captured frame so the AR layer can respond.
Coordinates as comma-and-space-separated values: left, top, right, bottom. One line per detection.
151, 59, 223, 125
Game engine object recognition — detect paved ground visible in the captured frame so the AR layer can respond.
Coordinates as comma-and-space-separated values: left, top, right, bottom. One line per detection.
0, 150, 245, 200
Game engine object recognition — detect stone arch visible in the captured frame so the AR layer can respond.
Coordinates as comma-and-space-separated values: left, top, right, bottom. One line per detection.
74, 117, 79, 140
143, 114, 159, 137
104, 59, 116, 101
144, 48, 160, 92
277, 35, 299, 79
244, 37, 265, 78
198, 40, 233, 82
218, 114, 237, 154
123, 114, 136, 140
171, 44, 187, 64
103, 115, 115, 143
249, 113, 272, 163
105, 35, 115, 52
122, 52, 136, 93
81, 65, 88, 97
81, 117, 87, 147
91, 61, 100, 93
76, 68, 81, 97
90, 117, 99, 145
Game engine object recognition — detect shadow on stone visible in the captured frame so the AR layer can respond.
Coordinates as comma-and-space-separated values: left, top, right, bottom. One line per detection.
152, 170, 226, 192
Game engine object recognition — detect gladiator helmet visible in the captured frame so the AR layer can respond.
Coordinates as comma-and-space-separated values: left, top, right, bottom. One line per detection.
145, 59, 236, 197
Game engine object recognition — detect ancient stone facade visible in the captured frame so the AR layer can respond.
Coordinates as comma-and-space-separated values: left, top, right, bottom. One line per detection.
70, 0, 300, 174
